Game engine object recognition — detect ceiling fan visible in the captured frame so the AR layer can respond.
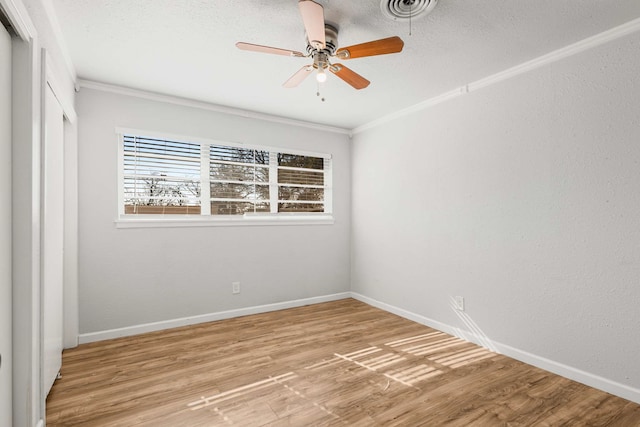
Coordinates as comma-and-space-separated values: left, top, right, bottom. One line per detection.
236, 0, 404, 90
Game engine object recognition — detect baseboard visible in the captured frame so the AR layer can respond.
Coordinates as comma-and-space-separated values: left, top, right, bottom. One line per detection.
350, 292, 640, 405
78, 292, 351, 344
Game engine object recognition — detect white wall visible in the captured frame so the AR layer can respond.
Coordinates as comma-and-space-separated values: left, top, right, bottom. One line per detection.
76, 87, 351, 335
351, 31, 640, 401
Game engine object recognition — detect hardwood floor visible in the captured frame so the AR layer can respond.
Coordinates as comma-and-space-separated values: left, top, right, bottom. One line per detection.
46, 299, 640, 426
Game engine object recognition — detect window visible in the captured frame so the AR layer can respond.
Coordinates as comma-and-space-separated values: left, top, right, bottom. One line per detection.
209, 145, 271, 215
118, 130, 332, 225
123, 135, 202, 214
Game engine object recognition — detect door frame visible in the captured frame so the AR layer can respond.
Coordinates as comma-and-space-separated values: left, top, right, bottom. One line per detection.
39, 49, 78, 423
1, 0, 77, 425
1, 0, 42, 425
0, 17, 13, 427
39, 51, 78, 405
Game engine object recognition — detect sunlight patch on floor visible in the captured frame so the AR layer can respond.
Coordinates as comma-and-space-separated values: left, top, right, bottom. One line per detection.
188, 372, 297, 410
187, 331, 499, 424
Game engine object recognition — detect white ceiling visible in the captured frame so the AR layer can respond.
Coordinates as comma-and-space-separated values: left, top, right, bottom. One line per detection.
52, 0, 640, 130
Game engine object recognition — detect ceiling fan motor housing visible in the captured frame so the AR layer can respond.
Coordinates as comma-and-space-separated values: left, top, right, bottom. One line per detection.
306, 24, 339, 59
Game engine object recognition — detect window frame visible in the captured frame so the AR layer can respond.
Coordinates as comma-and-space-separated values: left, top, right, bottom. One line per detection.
116, 128, 334, 228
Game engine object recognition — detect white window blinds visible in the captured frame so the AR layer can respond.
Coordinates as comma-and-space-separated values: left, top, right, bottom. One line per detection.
277, 153, 325, 212
209, 145, 271, 215
120, 132, 332, 217
123, 135, 201, 214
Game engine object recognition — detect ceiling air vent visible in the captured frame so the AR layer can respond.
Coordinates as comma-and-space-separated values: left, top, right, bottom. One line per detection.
380, 0, 438, 21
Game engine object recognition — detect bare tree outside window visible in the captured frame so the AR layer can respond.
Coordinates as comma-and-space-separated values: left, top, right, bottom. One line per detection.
123, 135, 201, 214
210, 146, 270, 214
277, 153, 324, 212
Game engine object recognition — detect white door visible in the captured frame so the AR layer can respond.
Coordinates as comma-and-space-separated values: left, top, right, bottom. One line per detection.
42, 85, 64, 396
0, 21, 13, 426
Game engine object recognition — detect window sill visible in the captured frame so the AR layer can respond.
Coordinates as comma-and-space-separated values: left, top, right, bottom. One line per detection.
115, 213, 335, 229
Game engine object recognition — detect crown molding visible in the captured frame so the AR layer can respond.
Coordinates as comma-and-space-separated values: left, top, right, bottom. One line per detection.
78, 79, 351, 136
353, 16, 640, 135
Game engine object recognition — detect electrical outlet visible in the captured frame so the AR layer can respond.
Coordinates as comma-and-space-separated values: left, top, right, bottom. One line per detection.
454, 296, 464, 311
232, 282, 241, 294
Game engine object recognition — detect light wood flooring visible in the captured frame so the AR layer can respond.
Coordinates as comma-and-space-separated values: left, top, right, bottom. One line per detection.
46, 299, 640, 426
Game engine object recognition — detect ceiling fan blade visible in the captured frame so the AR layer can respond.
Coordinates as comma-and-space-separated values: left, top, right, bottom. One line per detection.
335, 36, 404, 59
236, 42, 305, 57
283, 65, 314, 88
298, 0, 325, 49
329, 64, 370, 90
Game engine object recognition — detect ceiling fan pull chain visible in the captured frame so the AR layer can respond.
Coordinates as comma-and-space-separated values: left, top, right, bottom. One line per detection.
409, 0, 413, 36
316, 83, 326, 102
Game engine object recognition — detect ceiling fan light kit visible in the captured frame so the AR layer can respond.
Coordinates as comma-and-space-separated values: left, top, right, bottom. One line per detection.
236, 0, 405, 91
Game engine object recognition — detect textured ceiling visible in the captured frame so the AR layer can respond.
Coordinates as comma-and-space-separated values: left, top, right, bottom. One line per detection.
52, 0, 640, 129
